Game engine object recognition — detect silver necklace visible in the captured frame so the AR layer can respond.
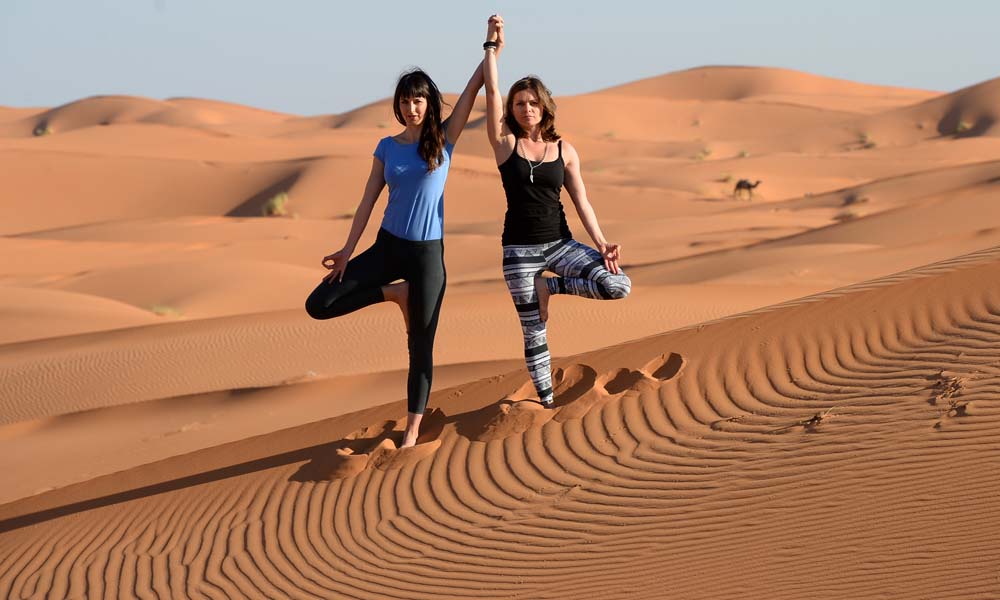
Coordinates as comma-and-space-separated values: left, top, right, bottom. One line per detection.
519, 138, 548, 183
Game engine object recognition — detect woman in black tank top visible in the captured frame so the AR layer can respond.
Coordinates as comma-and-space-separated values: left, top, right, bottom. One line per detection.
482, 15, 632, 408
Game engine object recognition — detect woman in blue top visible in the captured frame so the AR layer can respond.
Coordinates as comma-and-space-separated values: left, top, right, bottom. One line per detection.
305, 42, 503, 447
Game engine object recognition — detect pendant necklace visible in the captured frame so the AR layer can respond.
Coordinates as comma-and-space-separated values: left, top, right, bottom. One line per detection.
520, 138, 547, 184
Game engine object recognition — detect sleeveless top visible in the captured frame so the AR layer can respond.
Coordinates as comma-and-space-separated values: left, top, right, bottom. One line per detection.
498, 140, 573, 245
373, 136, 455, 241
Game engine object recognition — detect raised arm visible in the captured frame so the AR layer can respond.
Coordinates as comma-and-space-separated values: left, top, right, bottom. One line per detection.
562, 141, 622, 274
322, 157, 386, 282
483, 15, 513, 161
445, 18, 505, 145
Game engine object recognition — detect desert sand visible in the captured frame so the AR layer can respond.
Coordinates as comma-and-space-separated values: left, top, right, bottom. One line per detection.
2, 65, 999, 598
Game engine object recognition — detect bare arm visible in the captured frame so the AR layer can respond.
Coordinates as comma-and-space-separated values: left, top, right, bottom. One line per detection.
322, 157, 386, 282
445, 18, 505, 145
444, 60, 485, 146
484, 15, 514, 162
562, 141, 622, 273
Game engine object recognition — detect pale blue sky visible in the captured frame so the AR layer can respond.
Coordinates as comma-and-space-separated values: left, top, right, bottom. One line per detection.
2, 1, 998, 115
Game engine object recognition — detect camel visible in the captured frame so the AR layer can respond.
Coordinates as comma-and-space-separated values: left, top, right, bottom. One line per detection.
733, 179, 762, 201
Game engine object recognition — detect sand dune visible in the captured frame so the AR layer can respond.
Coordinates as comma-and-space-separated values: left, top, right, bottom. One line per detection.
2, 246, 998, 598
0, 286, 158, 343
3, 65, 1000, 598
861, 75, 1000, 140
1, 95, 291, 138
597, 65, 937, 103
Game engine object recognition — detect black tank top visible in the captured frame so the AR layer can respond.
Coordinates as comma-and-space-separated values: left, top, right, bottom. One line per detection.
498, 140, 573, 245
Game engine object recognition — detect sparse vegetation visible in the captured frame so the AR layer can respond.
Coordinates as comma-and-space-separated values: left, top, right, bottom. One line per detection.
263, 192, 289, 216
956, 120, 972, 134
833, 209, 860, 222
602, 131, 616, 139
691, 119, 701, 127
33, 123, 52, 137
376, 121, 389, 129
843, 193, 870, 206
859, 132, 876, 149
768, 407, 836, 434
692, 147, 712, 161
718, 173, 734, 183
737, 150, 750, 158
151, 304, 182, 317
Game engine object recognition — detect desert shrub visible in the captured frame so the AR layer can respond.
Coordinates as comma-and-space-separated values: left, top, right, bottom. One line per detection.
151, 304, 182, 317
263, 192, 289, 216
833, 209, 859, 222
843, 193, 870, 206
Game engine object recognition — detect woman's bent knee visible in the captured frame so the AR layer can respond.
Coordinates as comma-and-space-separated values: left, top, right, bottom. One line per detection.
304, 295, 326, 320
304, 286, 337, 320
606, 274, 631, 300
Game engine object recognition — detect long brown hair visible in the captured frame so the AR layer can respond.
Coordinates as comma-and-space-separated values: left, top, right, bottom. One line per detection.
504, 76, 560, 141
393, 69, 447, 171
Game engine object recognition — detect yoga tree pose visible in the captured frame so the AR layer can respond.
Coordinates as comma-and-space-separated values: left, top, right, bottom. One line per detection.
482, 14, 631, 408
305, 40, 501, 447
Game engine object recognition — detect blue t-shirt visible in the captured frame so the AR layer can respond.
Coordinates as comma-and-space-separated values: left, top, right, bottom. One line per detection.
373, 136, 455, 241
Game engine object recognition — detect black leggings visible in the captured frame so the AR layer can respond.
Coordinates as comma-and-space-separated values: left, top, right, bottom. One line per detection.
305, 228, 446, 415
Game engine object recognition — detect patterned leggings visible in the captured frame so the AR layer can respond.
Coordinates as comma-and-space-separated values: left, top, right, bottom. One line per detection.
502, 238, 632, 405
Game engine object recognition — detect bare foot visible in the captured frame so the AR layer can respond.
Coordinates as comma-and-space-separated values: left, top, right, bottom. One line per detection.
383, 281, 410, 333
399, 411, 423, 448
534, 276, 550, 322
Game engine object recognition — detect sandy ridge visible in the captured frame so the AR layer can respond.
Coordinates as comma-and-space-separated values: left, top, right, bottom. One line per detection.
1, 247, 999, 598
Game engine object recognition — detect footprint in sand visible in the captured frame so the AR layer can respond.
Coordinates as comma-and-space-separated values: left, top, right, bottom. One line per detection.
457, 355, 689, 439
555, 367, 644, 421
505, 364, 598, 405
600, 368, 651, 395
364, 409, 446, 471
293, 447, 372, 481
556, 353, 685, 422
641, 352, 686, 381
292, 411, 446, 480
366, 437, 442, 471
550, 364, 607, 422
460, 400, 556, 443
457, 365, 598, 435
